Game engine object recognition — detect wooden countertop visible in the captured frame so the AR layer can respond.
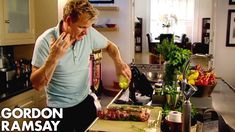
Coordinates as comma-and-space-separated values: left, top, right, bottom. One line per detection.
134, 52, 163, 64
87, 90, 162, 132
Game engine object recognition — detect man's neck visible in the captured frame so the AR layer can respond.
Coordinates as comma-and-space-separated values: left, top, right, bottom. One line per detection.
60, 20, 66, 34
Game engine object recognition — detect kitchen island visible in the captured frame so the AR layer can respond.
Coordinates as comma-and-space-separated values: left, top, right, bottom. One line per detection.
87, 78, 235, 132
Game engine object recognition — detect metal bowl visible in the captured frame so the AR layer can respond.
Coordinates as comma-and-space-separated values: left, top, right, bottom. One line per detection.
144, 71, 163, 83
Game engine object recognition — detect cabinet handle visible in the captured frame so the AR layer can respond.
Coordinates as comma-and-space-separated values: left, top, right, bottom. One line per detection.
20, 100, 34, 108
4, 20, 10, 23
14, 100, 34, 108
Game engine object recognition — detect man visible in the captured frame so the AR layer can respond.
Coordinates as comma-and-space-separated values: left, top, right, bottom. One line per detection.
30, 0, 131, 131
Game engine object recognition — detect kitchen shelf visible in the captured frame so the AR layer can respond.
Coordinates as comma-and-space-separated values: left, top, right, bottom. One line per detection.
135, 17, 142, 53
201, 18, 210, 45
93, 5, 119, 11
95, 27, 119, 32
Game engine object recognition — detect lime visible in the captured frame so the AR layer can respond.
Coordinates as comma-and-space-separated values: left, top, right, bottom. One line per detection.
119, 75, 129, 89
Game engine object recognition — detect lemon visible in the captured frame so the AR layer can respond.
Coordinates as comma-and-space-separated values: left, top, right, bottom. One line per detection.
178, 74, 183, 81
188, 79, 195, 85
188, 71, 199, 80
193, 71, 199, 78
119, 75, 129, 89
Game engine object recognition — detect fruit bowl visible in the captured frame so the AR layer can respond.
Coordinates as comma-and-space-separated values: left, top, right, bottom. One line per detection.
193, 82, 217, 97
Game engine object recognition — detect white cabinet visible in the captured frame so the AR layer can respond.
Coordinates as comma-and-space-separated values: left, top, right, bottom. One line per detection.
0, 0, 35, 46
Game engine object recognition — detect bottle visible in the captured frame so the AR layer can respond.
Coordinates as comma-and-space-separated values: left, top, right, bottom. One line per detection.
119, 75, 129, 89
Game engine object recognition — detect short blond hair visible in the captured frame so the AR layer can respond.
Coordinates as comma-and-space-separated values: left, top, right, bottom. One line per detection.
63, 0, 98, 23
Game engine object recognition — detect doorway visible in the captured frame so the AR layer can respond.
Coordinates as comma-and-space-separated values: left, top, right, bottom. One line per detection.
134, 0, 214, 65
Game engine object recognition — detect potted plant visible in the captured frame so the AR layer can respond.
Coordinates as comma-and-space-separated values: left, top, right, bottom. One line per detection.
157, 39, 192, 109
157, 39, 192, 85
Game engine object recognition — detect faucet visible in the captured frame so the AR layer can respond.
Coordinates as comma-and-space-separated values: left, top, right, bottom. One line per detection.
181, 57, 198, 132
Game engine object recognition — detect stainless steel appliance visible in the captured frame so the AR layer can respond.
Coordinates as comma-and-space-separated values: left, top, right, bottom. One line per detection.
0, 68, 16, 88
0, 46, 15, 88
0, 47, 7, 68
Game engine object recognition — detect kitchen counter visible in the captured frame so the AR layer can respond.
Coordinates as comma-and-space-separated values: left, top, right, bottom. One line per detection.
88, 78, 235, 131
87, 89, 162, 132
211, 78, 235, 130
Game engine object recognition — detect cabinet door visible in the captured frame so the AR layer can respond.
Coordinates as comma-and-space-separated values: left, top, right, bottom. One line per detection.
2, 0, 35, 45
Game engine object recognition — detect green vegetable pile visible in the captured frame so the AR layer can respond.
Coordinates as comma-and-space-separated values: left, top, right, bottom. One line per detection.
157, 39, 191, 86
157, 39, 191, 71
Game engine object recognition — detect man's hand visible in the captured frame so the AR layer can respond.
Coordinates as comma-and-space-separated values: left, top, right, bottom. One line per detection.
30, 32, 76, 91
116, 62, 132, 84
49, 32, 76, 62
105, 41, 132, 85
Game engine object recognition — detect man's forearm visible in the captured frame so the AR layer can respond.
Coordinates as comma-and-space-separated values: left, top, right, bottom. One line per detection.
105, 41, 131, 82
30, 56, 58, 91
106, 41, 123, 65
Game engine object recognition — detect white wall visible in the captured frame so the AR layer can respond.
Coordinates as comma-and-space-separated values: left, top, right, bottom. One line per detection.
213, 0, 235, 87
100, 0, 134, 86
35, 0, 58, 38
193, 0, 212, 42
135, 0, 150, 53
58, 0, 135, 87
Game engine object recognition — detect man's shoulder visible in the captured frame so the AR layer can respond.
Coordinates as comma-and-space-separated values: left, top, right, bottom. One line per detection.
35, 27, 56, 50
36, 27, 56, 44
39, 27, 56, 40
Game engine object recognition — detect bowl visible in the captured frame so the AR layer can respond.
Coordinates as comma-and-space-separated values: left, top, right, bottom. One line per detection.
106, 24, 116, 28
144, 71, 163, 83
193, 82, 217, 97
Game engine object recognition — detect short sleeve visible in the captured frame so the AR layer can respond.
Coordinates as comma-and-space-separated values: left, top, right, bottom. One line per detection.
31, 36, 50, 68
89, 27, 108, 49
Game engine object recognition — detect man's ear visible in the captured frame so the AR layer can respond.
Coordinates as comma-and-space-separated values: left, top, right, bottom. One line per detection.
65, 16, 73, 26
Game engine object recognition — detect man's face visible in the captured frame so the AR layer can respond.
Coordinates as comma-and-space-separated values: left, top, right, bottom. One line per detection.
68, 14, 93, 41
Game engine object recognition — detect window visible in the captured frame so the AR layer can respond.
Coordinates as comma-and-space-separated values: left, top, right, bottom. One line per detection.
150, 0, 194, 41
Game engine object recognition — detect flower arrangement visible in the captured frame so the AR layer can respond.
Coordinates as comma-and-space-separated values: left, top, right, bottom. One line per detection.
160, 14, 178, 28
178, 64, 217, 97
178, 64, 216, 86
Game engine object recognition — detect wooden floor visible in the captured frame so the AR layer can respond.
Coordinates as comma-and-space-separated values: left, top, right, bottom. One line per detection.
134, 52, 163, 64
135, 52, 212, 70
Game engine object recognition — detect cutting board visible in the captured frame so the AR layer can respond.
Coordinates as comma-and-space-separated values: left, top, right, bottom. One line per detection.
89, 105, 162, 132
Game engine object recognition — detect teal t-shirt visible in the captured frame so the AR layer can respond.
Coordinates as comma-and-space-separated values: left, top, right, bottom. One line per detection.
31, 21, 108, 108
